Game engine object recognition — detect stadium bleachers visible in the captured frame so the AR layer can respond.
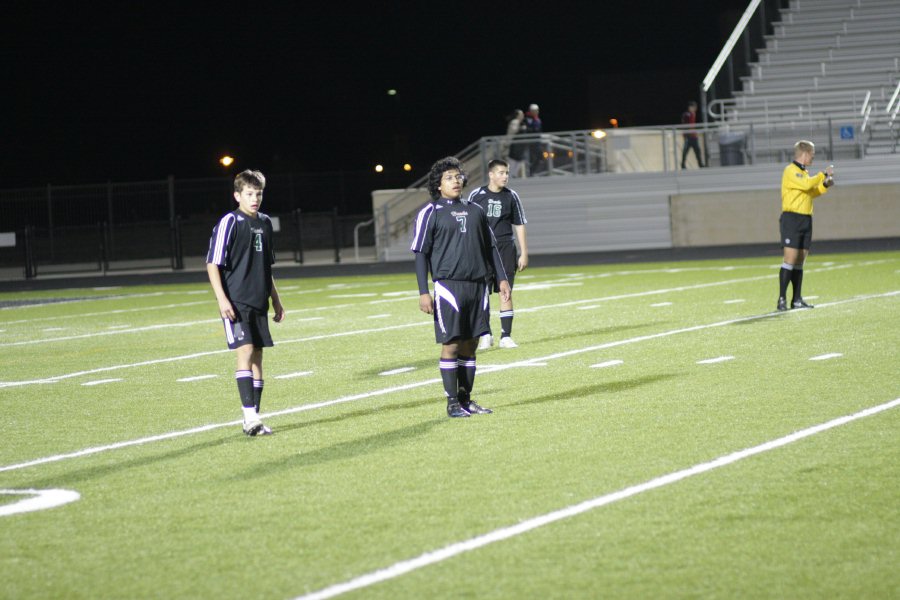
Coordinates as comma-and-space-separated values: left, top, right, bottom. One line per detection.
717, 0, 900, 157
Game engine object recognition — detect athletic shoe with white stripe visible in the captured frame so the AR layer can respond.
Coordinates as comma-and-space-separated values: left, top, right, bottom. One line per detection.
478, 334, 493, 350
243, 419, 273, 436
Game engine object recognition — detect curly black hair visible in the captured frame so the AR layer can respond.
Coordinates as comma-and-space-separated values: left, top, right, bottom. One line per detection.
426, 156, 466, 200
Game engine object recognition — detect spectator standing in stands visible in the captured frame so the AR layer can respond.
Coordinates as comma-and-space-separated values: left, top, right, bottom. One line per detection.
681, 101, 704, 169
523, 103, 543, 175
777, 140, 834, 311
503, 109, 526, 177
468, 159, 528, 349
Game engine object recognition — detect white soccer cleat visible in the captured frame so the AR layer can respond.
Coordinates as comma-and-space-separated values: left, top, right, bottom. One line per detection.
498, 336, 518, 349
478, 334, 493, 350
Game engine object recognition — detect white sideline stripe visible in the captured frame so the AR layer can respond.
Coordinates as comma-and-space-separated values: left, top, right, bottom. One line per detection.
275, 371, 314, 379
650, 302, 672, 307
7, 319, 220, 347
0, 489, 81, 517
723, 299, 745, 304
3, 290, 896, 475
591, 360, 623, 368
367, 314, 392, 319
810, 353, 843, 361
177, 375, 218, 382
577, 305, 600, 310
697, 356, 735, 364
1, 300, 210, 325
294, 397, 900, 600
380, 367, 415, 376
81, 378, 123, 386
0, 322, 428, 389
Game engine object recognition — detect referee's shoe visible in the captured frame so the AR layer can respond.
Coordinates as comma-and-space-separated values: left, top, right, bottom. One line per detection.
777, 297, 788, 311
792, 298, 814, 309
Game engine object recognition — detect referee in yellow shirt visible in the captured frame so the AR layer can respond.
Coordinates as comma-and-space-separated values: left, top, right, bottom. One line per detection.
777, 140, 835, 311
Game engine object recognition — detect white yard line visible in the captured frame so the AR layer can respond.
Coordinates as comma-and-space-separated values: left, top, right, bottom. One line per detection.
293, 397, 900, 600
810, 353, 843, 361
1, 290, 896, 474
590, 360, 623, 369
697, 356, 735, 364
7, 319, 221, 347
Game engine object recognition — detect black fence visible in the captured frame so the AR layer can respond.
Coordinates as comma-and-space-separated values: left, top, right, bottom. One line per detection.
0, 171, 386, 278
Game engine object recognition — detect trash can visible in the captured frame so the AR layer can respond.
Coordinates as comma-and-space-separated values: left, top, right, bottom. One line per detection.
718, 132, 746, 166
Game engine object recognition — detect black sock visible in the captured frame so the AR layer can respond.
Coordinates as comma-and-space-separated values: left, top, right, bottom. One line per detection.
457, 356, 476, 401
779, 263, 793, 298
791, 267, 804, 302
499, 311, 513, 338
235, 370, 255, 408
253, 379, 264, 412
440, 359, 458, 402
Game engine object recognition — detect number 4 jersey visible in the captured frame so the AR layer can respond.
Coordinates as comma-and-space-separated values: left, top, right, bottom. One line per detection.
410, 197, 499, 283
207, 209, 276, 311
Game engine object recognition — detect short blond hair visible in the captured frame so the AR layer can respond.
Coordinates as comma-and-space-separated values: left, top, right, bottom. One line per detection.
234, 169, 266, 193
794, 140, 815, 157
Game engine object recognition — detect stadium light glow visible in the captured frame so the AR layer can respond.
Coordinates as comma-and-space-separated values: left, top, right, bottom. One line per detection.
403, 163, 412, 172
219, 155, 234, 167
375, 164, 384, 173
591, 129, 607, 140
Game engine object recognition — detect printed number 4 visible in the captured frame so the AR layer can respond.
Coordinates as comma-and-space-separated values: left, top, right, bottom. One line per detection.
254, 233, 263, 251
455, 216, 467, 233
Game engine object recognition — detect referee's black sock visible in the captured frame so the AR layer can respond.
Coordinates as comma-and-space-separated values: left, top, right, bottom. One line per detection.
457, 356, 476, 400
779, 263, 793, 299
499, 311, 514, 338
440, 359, 458, 402
790, 266, 804, 302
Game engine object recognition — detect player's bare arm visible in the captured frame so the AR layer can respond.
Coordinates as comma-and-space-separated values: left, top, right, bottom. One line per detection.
206, 263, 236, 321
514, 224, 529, 271
499, 280, 511, 304
270, 278, 286, 322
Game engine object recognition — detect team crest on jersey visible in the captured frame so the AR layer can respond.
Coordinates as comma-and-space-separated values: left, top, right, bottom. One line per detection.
450, 210, 469, 217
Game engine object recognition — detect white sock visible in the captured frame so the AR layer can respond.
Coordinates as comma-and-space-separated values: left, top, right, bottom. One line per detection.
242, 406, 259, 423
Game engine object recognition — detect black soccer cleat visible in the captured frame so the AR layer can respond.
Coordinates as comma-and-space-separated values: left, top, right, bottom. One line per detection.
243, 420, 273, 436
791, 298, 814, 309
461, 399, 493, 415
776, 297, 788, 312
446, 401, 471, 418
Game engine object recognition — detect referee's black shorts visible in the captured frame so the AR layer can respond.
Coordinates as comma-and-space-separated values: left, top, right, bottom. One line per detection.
489, 240, 518, 292
221, 302, 274, 350
432, 279, 491, 344
780, 211, 813, 250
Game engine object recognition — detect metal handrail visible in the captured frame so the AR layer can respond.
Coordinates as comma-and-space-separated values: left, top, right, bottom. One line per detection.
353, 217, 374, 262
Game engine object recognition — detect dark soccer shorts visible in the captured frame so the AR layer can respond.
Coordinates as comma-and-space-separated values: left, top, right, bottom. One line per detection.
432, 279, 491, 344
780, 211, 813, 250
222, 303, 274, 350
489, 240, 518, 292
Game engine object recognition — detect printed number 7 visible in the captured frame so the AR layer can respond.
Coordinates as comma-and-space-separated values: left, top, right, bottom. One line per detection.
455, 216, 467, 233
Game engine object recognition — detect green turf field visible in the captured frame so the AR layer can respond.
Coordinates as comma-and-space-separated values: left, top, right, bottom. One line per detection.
1, 250, 898, 599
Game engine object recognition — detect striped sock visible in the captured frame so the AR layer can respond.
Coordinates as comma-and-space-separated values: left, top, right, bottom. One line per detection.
440, 359, 458, 401
457, 356, 476, 399
253, 379, 264, 413
235, 370, 255, 410
500, 310, 514, 337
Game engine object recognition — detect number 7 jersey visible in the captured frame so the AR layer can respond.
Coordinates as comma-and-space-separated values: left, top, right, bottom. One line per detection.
410, 197, 497, 283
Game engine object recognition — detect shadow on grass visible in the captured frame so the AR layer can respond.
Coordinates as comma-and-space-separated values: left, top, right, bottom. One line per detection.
727, 311, 785, 326
501, 373, 680, 410
17, 434, 234, 490
527, 322, 668, 346
235, 417, 446, 480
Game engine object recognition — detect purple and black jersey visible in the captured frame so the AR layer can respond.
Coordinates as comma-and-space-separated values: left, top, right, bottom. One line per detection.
206, 209, 276, 311
466, 186, 527, 243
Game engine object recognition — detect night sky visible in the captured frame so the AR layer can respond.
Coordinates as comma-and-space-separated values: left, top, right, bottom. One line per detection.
5, 2, 751, 188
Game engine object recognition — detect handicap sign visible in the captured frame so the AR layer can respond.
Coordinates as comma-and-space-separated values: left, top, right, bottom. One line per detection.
839, 125, 854, 140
